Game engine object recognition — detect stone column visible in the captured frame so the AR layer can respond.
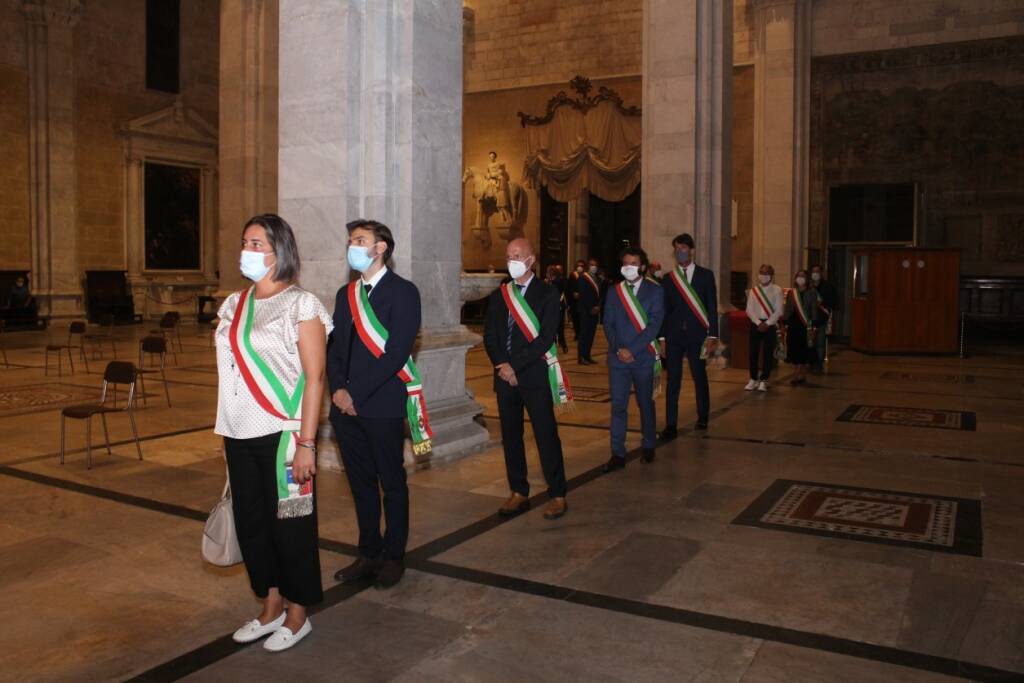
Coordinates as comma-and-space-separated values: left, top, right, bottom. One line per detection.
641, 0, 733, 308
218, 0, 279, 294
21, 0, 83, 319
279, 0, 488, 469
752, 0, 810, 285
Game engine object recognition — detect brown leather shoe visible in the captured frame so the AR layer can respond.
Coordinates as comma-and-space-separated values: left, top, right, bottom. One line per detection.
498, 492, 530, 517
543, 497, 568, 520
333, 556, 382, 583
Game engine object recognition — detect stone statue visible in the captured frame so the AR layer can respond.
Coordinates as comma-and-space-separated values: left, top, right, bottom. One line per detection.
462, 151, 527, 236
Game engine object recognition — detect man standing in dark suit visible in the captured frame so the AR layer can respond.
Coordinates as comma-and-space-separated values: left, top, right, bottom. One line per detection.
484, 238, 569, 520
661, 233, 719, 436
327, 219, 423, 589
576, 257, 603, 365
545, 264, 569, 354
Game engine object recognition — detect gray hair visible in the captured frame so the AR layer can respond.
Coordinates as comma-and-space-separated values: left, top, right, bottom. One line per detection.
243, 214, 300, 283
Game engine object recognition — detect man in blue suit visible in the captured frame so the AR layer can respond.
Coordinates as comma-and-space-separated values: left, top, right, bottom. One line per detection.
327, 219, 421, 590
602, 247, 664, 471
660, 233, 719, 436
575, 257, 603, 364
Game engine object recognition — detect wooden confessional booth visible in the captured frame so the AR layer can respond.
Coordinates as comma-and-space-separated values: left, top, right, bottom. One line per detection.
849, 247, 960, 353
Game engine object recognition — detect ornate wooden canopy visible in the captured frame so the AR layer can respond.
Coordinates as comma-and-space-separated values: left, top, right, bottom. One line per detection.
516, 75, 641, 127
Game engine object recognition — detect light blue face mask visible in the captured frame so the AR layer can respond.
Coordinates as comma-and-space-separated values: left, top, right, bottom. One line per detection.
347, 244, 377, 272
240, 250, 273, 282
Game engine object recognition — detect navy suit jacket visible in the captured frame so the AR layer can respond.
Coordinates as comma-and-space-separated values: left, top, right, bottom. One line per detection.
662, 264, 719, 341
603, 278, 665, 369
326, 269, 421, 419
577, 273, 602, 316
483, 276, 560, 390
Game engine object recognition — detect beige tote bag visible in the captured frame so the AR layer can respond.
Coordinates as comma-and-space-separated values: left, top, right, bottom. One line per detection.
202, 477, 242, 567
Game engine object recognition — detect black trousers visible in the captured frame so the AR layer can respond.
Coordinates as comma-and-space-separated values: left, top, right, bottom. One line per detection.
749, 323, 777, 381
496, 378, 567, 498
556, 304, 567, 349
224, 433, 323, 606
664, 335, 710, 425
577, 310, 598, 361
332, 414, 408, 560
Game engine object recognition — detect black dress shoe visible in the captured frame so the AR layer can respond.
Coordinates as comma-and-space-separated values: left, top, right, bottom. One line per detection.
641, 448, 656, 463
334, 556, 382, 583
375, 559, 405, 589
602, 456, 625, 473
694, 419, 708, 430
658, 426, 678, 440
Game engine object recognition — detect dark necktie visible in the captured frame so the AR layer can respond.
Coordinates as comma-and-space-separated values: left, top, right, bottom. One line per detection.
506, 284, 524, 353
347, 283, 373, 372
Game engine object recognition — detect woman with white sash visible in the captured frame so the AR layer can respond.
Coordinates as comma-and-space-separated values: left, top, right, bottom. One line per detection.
215, 214, 332, 652
782, 268, 819, 386
744, 264, 784, 391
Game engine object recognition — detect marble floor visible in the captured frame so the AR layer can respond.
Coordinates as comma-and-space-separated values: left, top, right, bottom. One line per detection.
2, 321, 1023, 682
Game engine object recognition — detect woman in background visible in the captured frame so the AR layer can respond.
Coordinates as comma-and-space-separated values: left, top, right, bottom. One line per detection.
782, 268, 819, 386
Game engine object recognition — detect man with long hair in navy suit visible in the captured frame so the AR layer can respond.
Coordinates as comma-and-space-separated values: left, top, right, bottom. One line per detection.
660, 233, 719, 437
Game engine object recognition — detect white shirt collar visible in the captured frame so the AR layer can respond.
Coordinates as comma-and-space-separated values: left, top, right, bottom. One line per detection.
361, 265, 388, 289
629, 278, 643, 293
515, 273, 534, 292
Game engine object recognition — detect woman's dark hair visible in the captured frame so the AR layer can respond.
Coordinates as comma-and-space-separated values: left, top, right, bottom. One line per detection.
346, 218, 395, 264
672, 233, 695, 249
618, 246, 649, 280
243, 214, 300, 283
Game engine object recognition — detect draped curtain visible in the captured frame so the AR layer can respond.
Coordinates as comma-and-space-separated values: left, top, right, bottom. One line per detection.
521, 99, 641, 203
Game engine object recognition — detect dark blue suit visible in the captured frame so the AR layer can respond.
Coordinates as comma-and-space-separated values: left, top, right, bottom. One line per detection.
327, 268, 421, 560
576, 272, 602, 361
662, 264, 718, 425
603, 278, 664, 457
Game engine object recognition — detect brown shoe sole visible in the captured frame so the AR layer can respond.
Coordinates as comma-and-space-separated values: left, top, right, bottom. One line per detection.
498, 501, 531, 517
543, 505, 568, 520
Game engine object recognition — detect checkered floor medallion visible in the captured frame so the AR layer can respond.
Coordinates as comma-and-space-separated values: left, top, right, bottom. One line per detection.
0, 383, 103, 417
880, 371, 975, 384
733, 480, 982, 556
568, 385, 610, 403
836, 404, 976, 431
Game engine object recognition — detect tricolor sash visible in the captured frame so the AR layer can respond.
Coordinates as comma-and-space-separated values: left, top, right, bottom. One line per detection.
348, 283, 433, 455
229, 287, 312, 519
501, 283, 574, 411
580, 272, 600, 299
615, 281, 663, 398
791, 289, 815, 345
668, 266, 710, 331
752, 284, 775, 320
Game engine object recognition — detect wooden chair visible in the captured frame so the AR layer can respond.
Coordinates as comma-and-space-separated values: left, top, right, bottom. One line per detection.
137, 336, 172, 407
150, 311, 183, 359
45, 321, 88, 377
59, 361, 143, 469
0, 320, 8, 367
83, 313, 117, 359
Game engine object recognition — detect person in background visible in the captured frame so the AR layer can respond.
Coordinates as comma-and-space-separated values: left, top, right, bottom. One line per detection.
576, 257, 603, 365
809, 264, 837, 375
7, 274, 32, 310
744, 264, 784, 392
568, 259, 585, 340
602, 247, 664, 471
648, 260, 664, 283
545, 264, 569, 353
782, 268, 820, 386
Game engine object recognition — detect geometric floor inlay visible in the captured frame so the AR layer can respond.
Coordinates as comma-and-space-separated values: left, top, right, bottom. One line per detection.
567, 385, 610, 403
880, 370, 976, 384
733, 479, 982, 556
836, 404, 976, 431
0, 383, 104, 417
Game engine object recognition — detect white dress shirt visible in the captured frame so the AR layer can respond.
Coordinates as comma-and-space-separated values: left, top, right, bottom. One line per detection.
746, 282, 784, 326
361, 264, 389, 292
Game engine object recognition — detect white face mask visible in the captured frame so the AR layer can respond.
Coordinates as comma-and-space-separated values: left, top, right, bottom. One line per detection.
240, 250, 273, 282
795, 276, 807, 287
588, 265, 598, 275
758, 274, 772, 285
620, 265, 640, 281
507, 259, 529, 279
811, 272, 822, 283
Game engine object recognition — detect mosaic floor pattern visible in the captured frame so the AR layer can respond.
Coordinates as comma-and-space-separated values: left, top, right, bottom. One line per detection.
733, 479, 983, 556
0, 383, 103, 417
836, 404, 977, 431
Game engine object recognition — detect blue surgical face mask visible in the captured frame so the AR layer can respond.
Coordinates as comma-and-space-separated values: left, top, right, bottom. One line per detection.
347, 244, 376, 272
240, 250, 273, 282
675, 248, 691, 265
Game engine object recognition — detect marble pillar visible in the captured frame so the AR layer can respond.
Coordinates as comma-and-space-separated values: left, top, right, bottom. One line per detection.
21, 0, 83, 319
752, 0, 810, 285
218, 0, 279, 295
641, 0, 733, 308
279, 0, 488, 470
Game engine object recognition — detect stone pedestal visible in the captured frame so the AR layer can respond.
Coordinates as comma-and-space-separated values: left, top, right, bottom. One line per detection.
641, 0, 733, 308
278, 0, 488, 470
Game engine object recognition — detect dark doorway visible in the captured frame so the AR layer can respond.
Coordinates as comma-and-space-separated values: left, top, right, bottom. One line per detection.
539, 186, 568, 272
145, 162, 201, 270
588, 184, 640, 273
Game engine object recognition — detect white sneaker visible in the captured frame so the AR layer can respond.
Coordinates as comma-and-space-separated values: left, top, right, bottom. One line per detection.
757, 381, 768, 392
744, 379, 757, 391
232, 611, 286, 643
264, 619, 312, 652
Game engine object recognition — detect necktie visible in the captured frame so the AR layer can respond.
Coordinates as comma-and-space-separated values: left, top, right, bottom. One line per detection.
506, 284, 524, 353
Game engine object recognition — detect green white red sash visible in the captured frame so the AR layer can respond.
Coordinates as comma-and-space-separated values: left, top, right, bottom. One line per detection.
501, 283, 573, 410
615, 281, 663, 398
668, 265, 710, 331
791, 289, 815, 344
580, 272, 600, 298
348, 283, 433, 455
229, 287, 311, 519
752, 284, 775, 319
815, 288, 833, 335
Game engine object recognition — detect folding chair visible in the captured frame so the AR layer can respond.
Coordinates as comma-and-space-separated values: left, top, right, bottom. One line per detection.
0, 320, 8, 368
45, 321, 88, 377
84, 313, 117, 359
137, 336, 172, 407
59, 361, 143, 469
150, 312, 183, 360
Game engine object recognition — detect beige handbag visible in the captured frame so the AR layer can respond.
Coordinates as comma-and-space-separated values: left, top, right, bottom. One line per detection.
202, 476, 243, 567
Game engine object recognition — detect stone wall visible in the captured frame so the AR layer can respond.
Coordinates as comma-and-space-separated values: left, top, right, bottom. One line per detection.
731, 65, 754, 279
812, 0, 1024, 56
0, 0, 29, 269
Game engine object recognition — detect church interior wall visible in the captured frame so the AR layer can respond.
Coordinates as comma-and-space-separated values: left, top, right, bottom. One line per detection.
731, 64, 755, 280
0, 0, 29, 270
